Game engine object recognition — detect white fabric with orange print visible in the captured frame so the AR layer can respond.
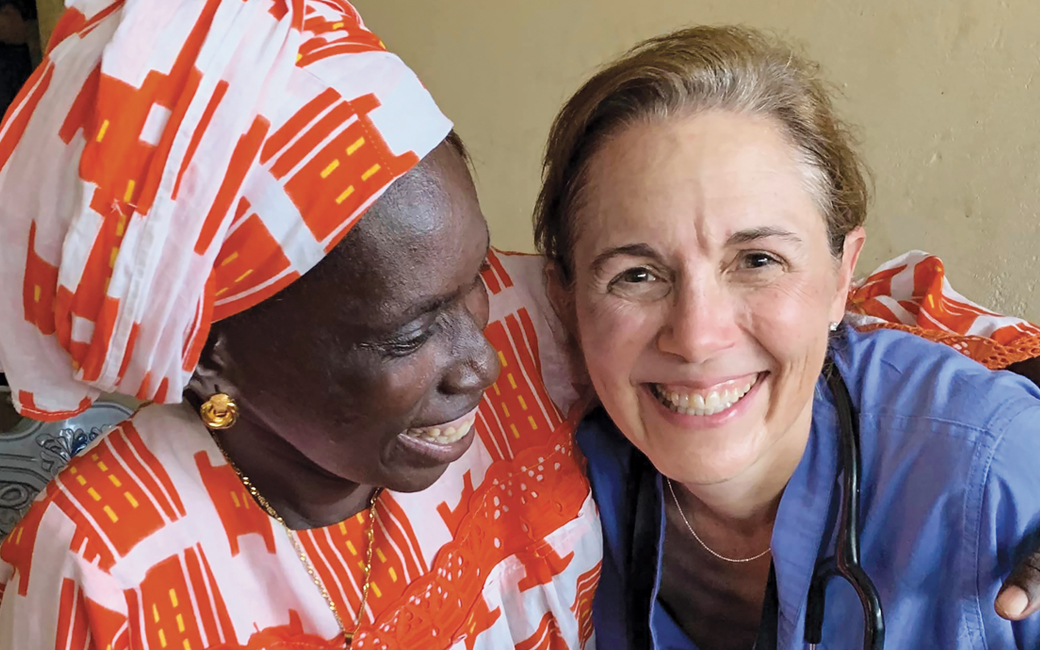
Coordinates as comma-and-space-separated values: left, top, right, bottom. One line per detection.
0, 1, 602, 647
0, 249, 603, 649
0, 0, 450, 421
847, 251, 1040, 369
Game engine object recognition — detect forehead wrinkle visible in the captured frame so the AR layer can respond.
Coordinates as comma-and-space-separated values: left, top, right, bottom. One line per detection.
577, 114, 828, 273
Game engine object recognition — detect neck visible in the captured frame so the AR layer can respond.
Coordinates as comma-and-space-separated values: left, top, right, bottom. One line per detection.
213, 418, 376, 530
678, 398, 814, 537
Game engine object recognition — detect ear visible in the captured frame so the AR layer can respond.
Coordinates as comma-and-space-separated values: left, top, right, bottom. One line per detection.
830, 226, 866, 324
185, 328, 239, 403
545, 261, 578, 340
544, 260, 594, 398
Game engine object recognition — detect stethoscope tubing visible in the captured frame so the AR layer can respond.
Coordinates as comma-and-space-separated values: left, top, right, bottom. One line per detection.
802, 362, 885, 649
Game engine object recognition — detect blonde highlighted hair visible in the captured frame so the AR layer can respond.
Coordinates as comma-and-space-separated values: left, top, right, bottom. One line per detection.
534, 25, 870, 280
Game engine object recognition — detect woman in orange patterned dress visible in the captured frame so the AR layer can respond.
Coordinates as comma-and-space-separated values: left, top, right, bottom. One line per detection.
0, 1, 599, 648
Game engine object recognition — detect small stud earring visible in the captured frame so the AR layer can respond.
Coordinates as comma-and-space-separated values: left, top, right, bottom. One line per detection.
199, 393, 238, 429
829, 322, 840, 332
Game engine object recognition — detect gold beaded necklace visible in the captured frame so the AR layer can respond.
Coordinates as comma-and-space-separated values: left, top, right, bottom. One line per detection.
211, 438, 381, 647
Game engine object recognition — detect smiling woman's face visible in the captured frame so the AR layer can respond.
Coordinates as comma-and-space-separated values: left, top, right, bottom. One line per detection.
568, 110, 863, 486
206, 140, 500, 493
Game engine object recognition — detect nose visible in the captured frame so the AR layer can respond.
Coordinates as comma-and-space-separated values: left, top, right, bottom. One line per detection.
442, 329, 500, 396
441, 286, 501, 396
656, 278, 739, 364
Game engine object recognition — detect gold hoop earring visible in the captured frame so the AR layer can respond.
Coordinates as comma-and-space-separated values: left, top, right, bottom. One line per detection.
200, 393, 239, 430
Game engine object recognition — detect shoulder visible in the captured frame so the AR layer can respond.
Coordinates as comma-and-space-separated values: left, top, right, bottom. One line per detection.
576, 408, 634, 476
834, 325, 1040, 518
576, 409, 648, 544
1, 404, 209, 589
483, 249, 582, 416
50, 404, 204, 536
830, 328, 1040, 645
835, 326, 1040, 438
831, 327, 1040, 541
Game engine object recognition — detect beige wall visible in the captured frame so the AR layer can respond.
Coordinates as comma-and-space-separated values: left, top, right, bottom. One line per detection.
35, 0, 61, 50
354, 0, 1040, 319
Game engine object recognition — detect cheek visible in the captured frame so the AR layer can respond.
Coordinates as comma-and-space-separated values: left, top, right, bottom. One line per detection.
309, 349, 442, 435
742, 275, 834, 371
372, 354, 442, 415
575, 293, 662, 387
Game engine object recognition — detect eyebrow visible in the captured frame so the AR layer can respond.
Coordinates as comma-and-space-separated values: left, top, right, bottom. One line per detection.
589, 227, 803, 274
726, 226, 802, 245
397, 293, 456, 326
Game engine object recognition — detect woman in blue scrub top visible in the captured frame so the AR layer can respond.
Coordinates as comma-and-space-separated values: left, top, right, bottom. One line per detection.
534, 26, 1040, 649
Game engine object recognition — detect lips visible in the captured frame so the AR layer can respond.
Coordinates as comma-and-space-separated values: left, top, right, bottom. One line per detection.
393, 405, 481, 468
650, 374, 760, 417
403, 412, 476, 445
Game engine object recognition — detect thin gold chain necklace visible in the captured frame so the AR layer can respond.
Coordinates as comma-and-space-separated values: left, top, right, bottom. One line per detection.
211, 437, 381, 646
666, 477, 771, 564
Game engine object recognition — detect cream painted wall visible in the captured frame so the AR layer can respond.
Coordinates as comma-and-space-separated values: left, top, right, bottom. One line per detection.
35, 0, 60, 51
353, 0, 1040, 319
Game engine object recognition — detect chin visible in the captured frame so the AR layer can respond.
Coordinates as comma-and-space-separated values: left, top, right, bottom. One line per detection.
643, 435, 761, 485
667, 463, 751, 486
375, 424, 479, 491
378, 463, 453, 493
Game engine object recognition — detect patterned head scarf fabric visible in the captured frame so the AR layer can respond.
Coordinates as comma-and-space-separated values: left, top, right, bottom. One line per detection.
0, 0, 451, 421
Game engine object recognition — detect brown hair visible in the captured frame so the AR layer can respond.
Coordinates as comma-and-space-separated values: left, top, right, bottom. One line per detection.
533, 25, 871, 281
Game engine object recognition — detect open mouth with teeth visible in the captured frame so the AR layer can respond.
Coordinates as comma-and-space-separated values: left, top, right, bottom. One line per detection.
393, 406, 483, 469
403, 418, 476, 445
650, 374, 760, 417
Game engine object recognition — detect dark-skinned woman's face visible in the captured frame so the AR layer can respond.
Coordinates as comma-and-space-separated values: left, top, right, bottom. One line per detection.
202, 139, 499, 492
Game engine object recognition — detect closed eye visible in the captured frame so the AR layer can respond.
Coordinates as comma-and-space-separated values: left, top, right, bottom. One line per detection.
383, 324, 439, 357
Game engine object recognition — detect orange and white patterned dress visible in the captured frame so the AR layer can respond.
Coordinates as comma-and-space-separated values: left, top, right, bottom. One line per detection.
0, 0, 603, 645
0, 250, 603, 649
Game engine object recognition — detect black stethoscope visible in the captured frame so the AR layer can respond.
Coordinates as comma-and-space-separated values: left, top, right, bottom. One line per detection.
755, 360, 885, 650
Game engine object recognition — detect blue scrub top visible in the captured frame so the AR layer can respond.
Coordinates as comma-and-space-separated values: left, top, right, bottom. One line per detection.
578, 327, 1040, 649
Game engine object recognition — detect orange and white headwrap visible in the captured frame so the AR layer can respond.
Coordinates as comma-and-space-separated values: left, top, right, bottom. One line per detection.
0, 0, 451, 421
